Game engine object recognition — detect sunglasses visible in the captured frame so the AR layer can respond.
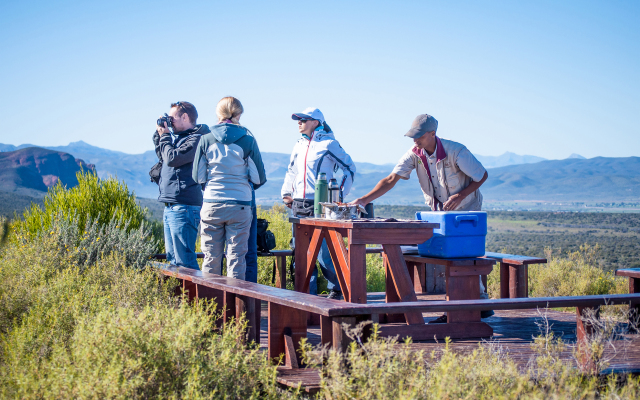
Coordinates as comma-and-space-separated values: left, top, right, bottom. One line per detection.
175, 101, 188, 114
298, 119, 312, 123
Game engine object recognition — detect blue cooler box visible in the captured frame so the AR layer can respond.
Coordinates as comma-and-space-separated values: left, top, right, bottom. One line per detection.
415, 211, 487, 258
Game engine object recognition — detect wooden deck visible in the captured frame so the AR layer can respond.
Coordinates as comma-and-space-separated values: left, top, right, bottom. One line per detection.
255, 293, 640, 393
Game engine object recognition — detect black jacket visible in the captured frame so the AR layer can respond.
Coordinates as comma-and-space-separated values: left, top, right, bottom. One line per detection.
153, 124, 210, 206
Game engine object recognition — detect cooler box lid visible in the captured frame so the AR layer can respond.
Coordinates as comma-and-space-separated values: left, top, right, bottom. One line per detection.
415, 211, 487, 236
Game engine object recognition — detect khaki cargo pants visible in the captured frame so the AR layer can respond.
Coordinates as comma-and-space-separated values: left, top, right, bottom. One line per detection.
200, 202, 251, 280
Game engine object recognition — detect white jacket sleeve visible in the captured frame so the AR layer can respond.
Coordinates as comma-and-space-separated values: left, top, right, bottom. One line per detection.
281, 144, 298, 198
327, 140, 356, 196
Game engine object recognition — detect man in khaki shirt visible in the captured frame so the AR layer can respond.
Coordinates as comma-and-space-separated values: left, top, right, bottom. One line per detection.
351, 113, 492, 322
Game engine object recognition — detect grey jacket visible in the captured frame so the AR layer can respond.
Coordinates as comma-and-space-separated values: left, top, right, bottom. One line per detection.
192, 123, 267, 205
153, 124, 210, 206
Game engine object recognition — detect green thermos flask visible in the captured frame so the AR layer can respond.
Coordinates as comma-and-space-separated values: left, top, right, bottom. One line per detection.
314, 172, 328, 218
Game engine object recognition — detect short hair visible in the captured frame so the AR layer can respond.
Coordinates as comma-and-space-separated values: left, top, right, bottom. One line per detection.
171, 101, 198, 124
216, 97, 244, 123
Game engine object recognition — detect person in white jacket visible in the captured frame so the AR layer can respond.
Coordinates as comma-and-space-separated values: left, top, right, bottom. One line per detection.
282, 107, 356, 299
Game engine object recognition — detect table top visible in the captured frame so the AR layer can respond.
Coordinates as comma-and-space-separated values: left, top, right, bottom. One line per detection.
484, 252, 547, 265
289, 217, 439, 230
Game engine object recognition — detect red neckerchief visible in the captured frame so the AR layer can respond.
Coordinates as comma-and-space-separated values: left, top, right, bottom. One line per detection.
412, 136, 447, 211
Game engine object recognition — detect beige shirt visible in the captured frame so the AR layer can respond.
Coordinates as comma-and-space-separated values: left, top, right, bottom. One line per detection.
392, 137, 486, 211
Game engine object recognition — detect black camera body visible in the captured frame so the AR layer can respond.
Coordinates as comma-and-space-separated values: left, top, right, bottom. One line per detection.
157, 113, 173, 129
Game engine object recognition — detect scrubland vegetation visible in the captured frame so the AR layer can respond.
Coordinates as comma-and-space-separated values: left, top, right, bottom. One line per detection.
0, 172, 638, 399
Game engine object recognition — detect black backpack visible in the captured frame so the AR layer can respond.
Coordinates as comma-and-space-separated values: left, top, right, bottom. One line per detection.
257, 218, 276, 253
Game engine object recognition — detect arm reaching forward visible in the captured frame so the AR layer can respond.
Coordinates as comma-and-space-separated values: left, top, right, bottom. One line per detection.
349, 173, 403, 207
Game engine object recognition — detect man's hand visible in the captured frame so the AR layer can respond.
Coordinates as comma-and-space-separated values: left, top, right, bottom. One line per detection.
349, 198, 368, 208
156, 117, 170, 135
283, 195, 293, 209
443, 193, 465, 211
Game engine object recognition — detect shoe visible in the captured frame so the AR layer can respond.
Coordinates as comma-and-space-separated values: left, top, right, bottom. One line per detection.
429, 314, 448, 324
481, 310, 495, 319
327, 289, 343, 300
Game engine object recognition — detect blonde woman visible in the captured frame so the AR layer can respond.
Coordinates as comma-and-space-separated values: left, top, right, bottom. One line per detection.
192, 97, 267, 279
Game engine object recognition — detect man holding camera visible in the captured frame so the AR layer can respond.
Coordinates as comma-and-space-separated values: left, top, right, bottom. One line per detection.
153, 101, 210, 270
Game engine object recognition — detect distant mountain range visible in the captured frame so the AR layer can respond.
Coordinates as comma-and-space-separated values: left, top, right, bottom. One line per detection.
0, 141, 637, 205
0, 147, 95, 197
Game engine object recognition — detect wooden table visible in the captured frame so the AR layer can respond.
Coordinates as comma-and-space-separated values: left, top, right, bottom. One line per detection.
290, 217, 437, 325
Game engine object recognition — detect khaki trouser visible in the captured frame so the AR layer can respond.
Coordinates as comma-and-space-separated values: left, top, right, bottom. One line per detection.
200, 202, 251, 280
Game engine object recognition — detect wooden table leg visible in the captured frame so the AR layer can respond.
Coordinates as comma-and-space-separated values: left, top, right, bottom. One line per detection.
509, 264, 527, 298
383, 253, 406, 323
294, 224, 314, 293
325, 228, 351, 301
348, 243, 367, 304
382, 244, 424, 325
446, 273, 481, 323
301, 227, 325, 293
576, 306, 599, 374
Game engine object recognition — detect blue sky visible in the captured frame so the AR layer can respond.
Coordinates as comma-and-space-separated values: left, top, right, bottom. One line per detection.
0, 0, 638, 164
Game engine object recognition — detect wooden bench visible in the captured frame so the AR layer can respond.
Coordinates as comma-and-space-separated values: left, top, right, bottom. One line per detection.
616, 268, 640, 329
484, 252, 547, 298
156, 264, 640, 370
152, 247, 384, 289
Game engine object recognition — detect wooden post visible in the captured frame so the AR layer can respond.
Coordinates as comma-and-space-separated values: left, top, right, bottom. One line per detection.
630, 277, 639, 332
500, 262, 510, 298
320, 315, 333, 347
332, 316, 357, 353
268, 302, 307, 364
236, 295, 258, 344
223, 291, 236, 324
348, 243, 367, 304
576, 306, 600, 374
384, 253, 406, 323
275, 255, 287, 289
382, 244, 424, 324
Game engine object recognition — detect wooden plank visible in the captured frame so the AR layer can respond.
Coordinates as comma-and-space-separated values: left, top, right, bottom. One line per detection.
332, 316, 356, 352
448, 265, 493, 277
268, 302, 307, 363
294, 224, 314, 293
325, 228, 350, 301
348, 242, 367, 304
410, 262, 426, 293
405, 255, 496, 267
382, 244, 424, 325
302, 227, 325, 293
253, 299, 261, 345
236, 295, 259, 344
500, 263, 510, 299
484, 252, 547, 265
377, 321, 493, 340
284, 334, 300, 369
351, 228, 434, 245
616, 268, 640, 278
323, 294, 640, 317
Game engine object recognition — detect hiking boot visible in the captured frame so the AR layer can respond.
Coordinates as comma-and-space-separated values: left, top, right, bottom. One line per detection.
481, 310, 495, 319
327, 289, 343, 300
428, 314, 448, 324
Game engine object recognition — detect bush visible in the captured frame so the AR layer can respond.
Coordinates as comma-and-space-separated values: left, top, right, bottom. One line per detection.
2, 303, 285, 399
302, 324, 640, 400
487, 244, 628, 300
15, 171, 150, 240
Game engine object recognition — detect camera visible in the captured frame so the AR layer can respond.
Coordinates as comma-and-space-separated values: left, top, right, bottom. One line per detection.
157, 113, 173, 129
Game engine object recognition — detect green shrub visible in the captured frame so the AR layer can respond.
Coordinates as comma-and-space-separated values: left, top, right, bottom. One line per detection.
15, 171, 149, 240
487, 244, 628, 300
2, 303, 286, 399
303, 324, 640, 400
